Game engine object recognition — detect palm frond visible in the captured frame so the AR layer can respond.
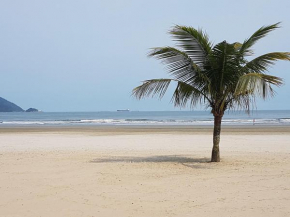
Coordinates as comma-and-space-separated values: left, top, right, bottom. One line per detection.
208, 41, 242, 94
169, 25, 212, 67
234, 73, 283, 99
171, 81, 210, 107
240, 22, 280, 55
243, 52, 290, 73
132, 79, 172, 99
231, 94, 254, 113
149, 46, 210, 85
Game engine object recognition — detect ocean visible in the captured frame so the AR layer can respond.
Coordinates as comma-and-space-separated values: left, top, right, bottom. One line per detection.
0, 110, 290, 126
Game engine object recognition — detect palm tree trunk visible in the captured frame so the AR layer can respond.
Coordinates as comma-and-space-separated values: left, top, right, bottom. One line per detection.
211, 114, 223, 162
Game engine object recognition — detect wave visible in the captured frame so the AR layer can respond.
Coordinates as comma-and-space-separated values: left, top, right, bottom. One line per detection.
1, 118, 290, 126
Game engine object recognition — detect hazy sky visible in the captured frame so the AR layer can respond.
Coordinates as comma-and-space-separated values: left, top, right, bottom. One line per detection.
1, 0, 290, 111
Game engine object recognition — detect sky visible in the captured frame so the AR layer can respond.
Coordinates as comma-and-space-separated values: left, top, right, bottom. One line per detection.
1, 0, 290, 112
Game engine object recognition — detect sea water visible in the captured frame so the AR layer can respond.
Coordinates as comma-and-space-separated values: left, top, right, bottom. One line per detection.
0, 110, 290, 126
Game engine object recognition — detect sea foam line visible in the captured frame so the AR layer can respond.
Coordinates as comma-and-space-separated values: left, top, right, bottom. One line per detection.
1, 118, 290, 125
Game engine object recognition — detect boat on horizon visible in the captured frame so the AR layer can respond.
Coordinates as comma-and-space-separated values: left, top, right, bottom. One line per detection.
117, 109, 130, 112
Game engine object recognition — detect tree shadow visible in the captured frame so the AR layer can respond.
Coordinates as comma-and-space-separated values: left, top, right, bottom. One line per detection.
89, 155, 211, 169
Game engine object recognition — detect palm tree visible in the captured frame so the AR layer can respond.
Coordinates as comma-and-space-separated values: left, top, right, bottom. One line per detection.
132, 23, 290, 162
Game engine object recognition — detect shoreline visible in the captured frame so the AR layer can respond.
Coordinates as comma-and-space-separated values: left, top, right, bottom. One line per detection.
1, 124, 290, 135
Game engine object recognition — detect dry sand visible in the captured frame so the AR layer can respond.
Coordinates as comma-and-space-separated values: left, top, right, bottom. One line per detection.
0, 126, 290, 217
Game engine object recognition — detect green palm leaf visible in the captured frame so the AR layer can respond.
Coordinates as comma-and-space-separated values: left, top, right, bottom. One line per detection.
132, 79, 172, 99
240, 22, 280, 55
169, 25, 212, 67
244, 52, 290, 73
235, 73, 283, 99
149, 47, 200, 82
149, 46, 210, 87
171, 81, 211, 107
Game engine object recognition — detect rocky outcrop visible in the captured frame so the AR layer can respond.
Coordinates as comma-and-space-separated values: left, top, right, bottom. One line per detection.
0, 97, 24, 112
26, 108, 39, 112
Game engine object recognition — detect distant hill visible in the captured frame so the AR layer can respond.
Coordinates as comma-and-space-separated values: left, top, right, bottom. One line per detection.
26, 108, 39, 112
0, 97, 24, 112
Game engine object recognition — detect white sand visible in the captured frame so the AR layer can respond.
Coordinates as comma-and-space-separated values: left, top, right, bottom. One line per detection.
0, 131, 290, 217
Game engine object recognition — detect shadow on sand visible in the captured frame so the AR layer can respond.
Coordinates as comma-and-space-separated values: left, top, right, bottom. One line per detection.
89, 155, 211, 169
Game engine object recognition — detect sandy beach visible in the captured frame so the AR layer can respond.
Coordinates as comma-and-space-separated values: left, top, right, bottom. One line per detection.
1, 126, 290, 217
